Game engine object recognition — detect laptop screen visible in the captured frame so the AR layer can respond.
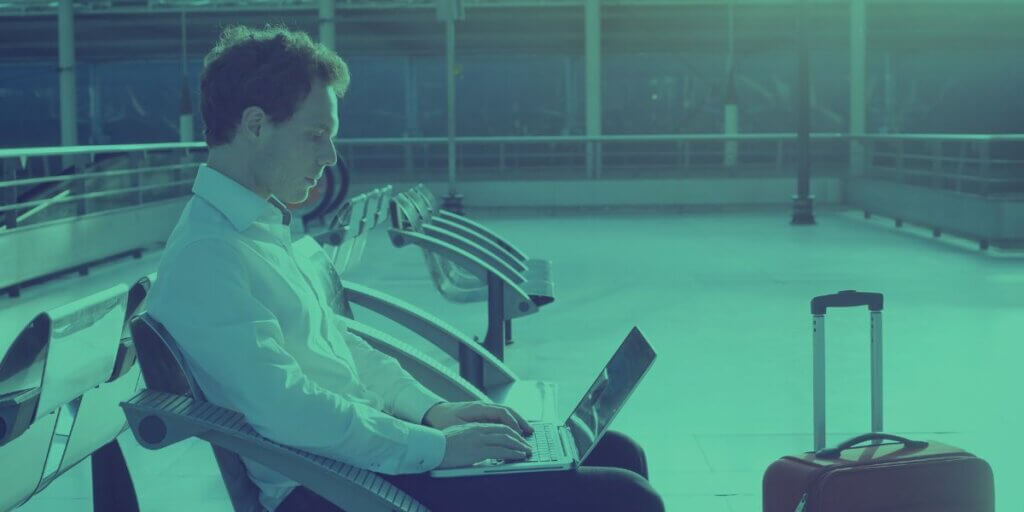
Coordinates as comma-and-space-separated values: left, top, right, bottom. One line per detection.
563, 327, 656, 461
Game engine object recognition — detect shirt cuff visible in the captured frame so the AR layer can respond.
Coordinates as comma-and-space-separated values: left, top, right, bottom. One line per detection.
391, 382, 445, 424
401, 423, 447, 473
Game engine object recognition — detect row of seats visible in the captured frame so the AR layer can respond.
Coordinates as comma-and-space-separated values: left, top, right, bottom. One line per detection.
1, 183, 556, 511
388, 185, 554, 361
0, 276, 148, 511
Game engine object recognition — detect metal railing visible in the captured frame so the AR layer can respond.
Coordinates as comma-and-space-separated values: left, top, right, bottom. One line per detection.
0, 0, 767, 15
336, 133, 850, 181
852, 134, 1024, 197
0, 131, 1021, 296
1, 132, 1022, 231
0, 143, 204, 230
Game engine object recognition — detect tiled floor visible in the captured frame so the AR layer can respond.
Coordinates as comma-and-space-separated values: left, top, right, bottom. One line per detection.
7, 207, 1024, 511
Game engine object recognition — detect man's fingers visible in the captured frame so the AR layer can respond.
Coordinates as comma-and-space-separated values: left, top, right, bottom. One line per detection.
495, 409, 521, 431
478, 423, 518, 436
484, 405, 533, 436
487, 446, 531, 461
486, 433, 532, 453
505, 407, 533, 435
479, 424, 529, 446
471, 404, 521, 430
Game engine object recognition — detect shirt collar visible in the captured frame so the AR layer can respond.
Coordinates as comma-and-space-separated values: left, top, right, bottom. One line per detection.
192, 164, 292, 231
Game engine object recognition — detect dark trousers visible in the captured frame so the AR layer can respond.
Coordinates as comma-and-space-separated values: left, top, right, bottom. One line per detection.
277, 431, 663, 512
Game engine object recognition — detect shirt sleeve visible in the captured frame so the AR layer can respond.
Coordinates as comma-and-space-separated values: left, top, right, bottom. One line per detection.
340, 327, 446, 425
289, 234, 447, 425
147, 238, 446, 474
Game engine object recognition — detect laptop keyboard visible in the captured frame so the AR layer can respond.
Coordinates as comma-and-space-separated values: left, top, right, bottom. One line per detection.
523, 423, 561, 463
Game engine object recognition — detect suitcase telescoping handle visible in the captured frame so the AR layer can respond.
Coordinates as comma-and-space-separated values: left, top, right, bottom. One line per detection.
811, 291, 883, 315
811, 290, 884, 452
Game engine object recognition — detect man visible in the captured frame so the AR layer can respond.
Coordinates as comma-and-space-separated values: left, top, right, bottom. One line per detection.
147, 25, 663, 512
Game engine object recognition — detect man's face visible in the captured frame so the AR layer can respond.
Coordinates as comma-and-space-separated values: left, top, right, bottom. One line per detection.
253, 81, 339, 204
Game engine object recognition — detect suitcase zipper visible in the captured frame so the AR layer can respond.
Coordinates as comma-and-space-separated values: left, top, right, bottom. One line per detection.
800, 455, 970, 511
793, 493, 808, 512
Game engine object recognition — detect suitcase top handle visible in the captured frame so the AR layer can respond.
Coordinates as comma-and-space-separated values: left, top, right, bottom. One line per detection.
811, 290, 884, 315
815, 433, 927, 460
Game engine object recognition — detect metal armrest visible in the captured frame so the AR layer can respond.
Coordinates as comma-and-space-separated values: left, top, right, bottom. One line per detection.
345, 320, 489, 403
106, 336, 138, 383
434, 209, 529, 262
522, 258, 555, 306
387, 229, 536, 320
121, 390, 429, 512
341, 281, 517, 389
410, 184, 528, 262
421, 224, 525, 285
0, 386, 41, 446
428, 218, 528, 274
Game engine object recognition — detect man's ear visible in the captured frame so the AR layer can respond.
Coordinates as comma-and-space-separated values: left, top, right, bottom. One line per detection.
239, 106, 267, 142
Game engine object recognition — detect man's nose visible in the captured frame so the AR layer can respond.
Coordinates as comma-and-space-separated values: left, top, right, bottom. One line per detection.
320, 140, 338, 168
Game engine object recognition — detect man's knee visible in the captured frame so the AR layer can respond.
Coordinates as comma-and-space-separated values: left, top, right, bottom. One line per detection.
601, 431, 644, 454
624, 472, 663, 512
590, 431, 649, 479
594, 468, 664, 512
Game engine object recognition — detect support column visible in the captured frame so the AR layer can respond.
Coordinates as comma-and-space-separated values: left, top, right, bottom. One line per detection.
584, 0, 602, 179
723, 0, 738, 167
403, 56, 419, 173
179, 12, 193, 142
445, 19, 457, 196
319, 0, 336, 51
58, 0, 77, 149
88, 65, 106, 144
563, 56, 575, 135
849, 0, 867, 177
437, 0, 465, 213
724, 75, 739, 166
791, 0, 815, 225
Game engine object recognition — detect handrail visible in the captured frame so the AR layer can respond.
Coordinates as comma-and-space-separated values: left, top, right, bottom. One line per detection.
0, 142, 206, 160
0, 132, 852, 159
5, 0, 1014, 17
7, 133, 1024, 160
0, 163, 196, 188
850, 133, 1024, 142
0, 0, 877, 17
0, 132, 1019, 232
867, 166, 1019, 184
0, 179, 194, 214
326, 132, 850, 145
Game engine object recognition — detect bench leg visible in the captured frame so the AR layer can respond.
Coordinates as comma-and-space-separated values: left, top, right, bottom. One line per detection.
459, 345, 484, 390
504, 319, 514, 346
91, 439, 139, 512
483, 273, 507, 361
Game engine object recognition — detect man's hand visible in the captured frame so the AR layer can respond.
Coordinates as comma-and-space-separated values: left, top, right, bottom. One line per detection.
437, 423, 533, 469
423, 401, 534, 436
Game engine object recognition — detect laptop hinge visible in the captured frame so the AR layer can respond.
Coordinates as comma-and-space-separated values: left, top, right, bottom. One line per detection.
560, 426, 579, 461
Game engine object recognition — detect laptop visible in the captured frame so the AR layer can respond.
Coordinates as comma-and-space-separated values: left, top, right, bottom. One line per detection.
431, 326, 656, 478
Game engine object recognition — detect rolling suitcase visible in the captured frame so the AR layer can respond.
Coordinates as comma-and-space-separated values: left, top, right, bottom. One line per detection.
763, 290, 994, 512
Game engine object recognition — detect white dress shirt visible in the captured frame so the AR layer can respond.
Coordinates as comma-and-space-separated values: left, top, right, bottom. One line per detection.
146, 164, 447, 511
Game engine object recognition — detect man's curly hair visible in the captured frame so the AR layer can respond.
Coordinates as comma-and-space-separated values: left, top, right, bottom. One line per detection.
200, 25, 350, 146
